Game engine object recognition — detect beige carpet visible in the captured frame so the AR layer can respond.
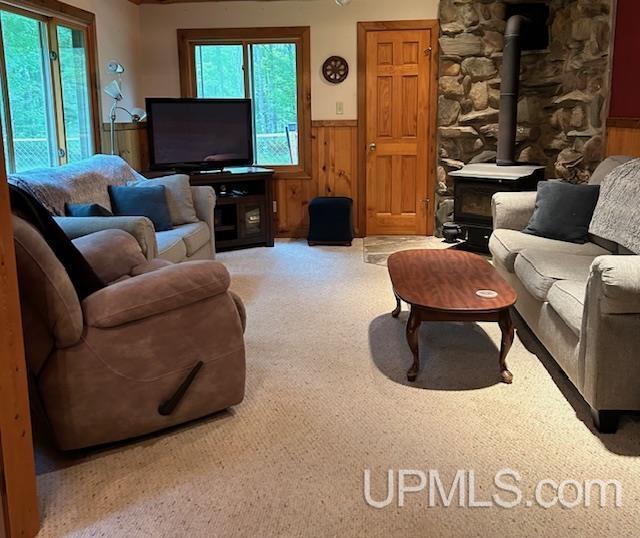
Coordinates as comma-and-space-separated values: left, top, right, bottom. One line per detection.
37, 239, 640, 537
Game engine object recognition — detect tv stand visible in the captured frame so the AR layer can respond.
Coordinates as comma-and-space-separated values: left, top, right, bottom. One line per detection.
144, 167, 275, 252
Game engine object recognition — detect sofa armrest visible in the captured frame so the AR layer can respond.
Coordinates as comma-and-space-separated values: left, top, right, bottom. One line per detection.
82, 260, 230, 328
191, 185, 216, 256
55, 216, 158, 260
72, 229, 147, 284
580, 255, 640, 410
491, 191, 537, 231
589, 255, 640, 314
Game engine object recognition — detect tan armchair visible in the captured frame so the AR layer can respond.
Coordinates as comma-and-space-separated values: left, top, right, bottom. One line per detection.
13, 214, 245, 450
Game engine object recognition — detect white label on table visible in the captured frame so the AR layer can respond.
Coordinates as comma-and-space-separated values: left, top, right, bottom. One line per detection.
476, 289, 499, 298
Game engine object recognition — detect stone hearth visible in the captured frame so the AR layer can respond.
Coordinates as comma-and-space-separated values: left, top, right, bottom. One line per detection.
436, 0, 613, 234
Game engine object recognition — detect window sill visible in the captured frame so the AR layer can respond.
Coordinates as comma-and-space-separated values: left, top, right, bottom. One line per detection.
268, 166, 312, 181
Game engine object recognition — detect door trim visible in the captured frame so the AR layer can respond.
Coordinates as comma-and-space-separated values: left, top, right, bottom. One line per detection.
0, 149, 39, 535
357, 20, 439, 236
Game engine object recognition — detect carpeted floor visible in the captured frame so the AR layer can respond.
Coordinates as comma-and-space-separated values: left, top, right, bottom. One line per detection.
36, 240, 640, 537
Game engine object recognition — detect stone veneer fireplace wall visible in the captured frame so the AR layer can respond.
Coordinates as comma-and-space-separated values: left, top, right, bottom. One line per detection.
435, 0, 613, 233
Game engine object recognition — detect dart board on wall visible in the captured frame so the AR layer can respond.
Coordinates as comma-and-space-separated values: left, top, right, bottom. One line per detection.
322, 56, 349, 84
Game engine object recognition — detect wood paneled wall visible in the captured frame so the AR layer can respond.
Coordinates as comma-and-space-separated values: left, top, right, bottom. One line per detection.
109, 119, 360, 238
101, 123, 150, 172
605, 119, 640, 157
275, 120, 359, 238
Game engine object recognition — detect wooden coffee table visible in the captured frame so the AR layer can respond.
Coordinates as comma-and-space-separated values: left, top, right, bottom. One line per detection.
387, 249, 517, 384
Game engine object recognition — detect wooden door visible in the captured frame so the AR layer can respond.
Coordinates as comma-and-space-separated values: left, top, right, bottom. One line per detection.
364, 26, 434, 235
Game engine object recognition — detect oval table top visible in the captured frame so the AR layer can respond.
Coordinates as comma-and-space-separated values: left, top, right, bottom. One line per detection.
387, 249, 517, 313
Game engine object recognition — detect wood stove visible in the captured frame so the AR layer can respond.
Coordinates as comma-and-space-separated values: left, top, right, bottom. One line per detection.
450, 164, 544, 251
448, 13, 546, 252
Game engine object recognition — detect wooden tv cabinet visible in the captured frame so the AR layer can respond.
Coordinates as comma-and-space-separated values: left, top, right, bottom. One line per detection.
144, 167, 275, 252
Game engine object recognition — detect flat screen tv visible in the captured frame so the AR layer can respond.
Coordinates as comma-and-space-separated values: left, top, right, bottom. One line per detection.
146, 98, 254, 170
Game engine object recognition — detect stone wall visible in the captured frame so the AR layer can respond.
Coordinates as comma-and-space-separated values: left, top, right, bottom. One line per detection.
436, 0, 613, 232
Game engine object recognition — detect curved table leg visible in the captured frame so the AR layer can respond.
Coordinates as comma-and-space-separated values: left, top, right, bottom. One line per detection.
406, 307, 421, 382
498, 309, 515, 384
391, 292, 402, 318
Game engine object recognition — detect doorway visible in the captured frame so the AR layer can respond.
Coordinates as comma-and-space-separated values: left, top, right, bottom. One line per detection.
357, 21, 439, 236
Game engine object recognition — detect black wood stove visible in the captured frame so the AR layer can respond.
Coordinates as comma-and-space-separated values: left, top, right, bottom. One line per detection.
450, 163, 543, 251
449, 13, 546, 252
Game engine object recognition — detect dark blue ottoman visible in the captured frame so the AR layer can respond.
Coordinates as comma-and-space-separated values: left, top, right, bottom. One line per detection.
307, 196, 354, 246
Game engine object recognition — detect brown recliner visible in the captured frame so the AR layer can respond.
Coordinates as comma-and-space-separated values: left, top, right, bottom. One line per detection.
12, 214, 246, 450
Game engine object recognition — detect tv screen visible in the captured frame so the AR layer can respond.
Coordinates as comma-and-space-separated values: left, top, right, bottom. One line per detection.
146, 98, 254, 169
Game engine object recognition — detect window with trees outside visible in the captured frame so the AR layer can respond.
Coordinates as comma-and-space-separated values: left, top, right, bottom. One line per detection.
0, 4, 99, 173
179, 27, 311, 177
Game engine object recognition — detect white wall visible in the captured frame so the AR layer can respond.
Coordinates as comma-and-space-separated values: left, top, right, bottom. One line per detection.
139, 0, 439, 120
65, 0, 143, 122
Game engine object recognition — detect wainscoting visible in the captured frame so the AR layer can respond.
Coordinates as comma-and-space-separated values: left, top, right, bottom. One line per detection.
275, 120, 359, 238
605, 118, 640, 157
106, 120, 360, 239
101, 123, 149, 172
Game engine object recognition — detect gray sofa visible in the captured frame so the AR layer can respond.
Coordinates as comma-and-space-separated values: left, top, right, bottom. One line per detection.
489, 156, 640, 433
9, 155, 216, 262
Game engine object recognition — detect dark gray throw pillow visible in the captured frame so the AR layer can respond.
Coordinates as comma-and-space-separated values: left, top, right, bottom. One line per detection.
523, 181, 601, 244
108, 185, 173, 232
66, 203, 113, 217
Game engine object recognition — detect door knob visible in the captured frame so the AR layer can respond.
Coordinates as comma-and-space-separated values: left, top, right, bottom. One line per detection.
369, 143, 377, 152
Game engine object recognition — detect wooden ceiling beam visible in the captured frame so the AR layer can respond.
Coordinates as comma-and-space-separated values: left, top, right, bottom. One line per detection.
128, 0, 275, 4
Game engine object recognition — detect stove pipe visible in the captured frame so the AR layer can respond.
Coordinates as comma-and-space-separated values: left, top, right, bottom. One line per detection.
497, 15, 531, 167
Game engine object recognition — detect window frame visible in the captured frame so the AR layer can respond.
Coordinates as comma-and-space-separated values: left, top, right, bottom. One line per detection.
178, 27, 312, 180
0, 0, 101, 173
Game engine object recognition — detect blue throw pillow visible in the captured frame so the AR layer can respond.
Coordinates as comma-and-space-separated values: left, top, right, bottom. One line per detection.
523, 181, 601, 244
108, 185, 173, 232
65, 203, 113, 217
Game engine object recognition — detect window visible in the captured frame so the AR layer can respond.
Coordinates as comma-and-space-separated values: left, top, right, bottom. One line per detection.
0, 3, 98, 173
195, 44, 245, 99
179, 27, 311, 177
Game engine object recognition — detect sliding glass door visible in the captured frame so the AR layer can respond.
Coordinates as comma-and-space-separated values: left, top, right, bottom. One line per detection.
0, 7, 95, 173
56, 23, 93, 164
0, 10, 56, 171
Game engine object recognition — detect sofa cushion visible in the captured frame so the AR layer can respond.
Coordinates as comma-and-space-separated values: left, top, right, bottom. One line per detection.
73, 229, 146, 284
156, 222, 210, 259
514, 249, 595, 301
134, 174, 199, 226
547, 280, 587, 336
181, 222, 210, 255
489, 229, 610, 273
156, 231, 188, 263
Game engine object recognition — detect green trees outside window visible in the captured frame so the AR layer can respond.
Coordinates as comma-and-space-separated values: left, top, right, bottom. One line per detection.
195, 41, 299, 166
